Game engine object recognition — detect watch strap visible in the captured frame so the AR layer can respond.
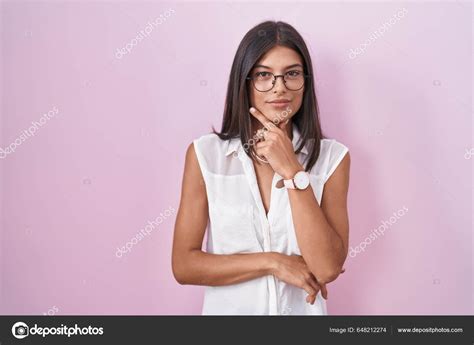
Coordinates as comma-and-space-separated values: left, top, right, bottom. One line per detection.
283, 178, 296, 189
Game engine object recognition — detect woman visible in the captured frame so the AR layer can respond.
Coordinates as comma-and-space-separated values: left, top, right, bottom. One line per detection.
172, 21, 350, 315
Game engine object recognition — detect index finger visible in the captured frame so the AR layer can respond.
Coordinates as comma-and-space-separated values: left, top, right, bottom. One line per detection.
249, 107, 278, 131
320, 283, 328, 300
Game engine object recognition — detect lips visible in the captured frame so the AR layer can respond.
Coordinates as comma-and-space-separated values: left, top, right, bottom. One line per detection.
267, 99, 291, 109
268, 99, 290, 104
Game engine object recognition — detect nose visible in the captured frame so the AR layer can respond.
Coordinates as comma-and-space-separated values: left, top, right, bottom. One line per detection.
272, 75, 287, 92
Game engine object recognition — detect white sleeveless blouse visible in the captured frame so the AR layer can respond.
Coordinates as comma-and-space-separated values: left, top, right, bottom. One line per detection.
193, 125, 349, 315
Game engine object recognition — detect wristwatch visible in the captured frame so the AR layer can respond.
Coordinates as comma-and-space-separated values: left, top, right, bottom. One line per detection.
276, 171, 310, 190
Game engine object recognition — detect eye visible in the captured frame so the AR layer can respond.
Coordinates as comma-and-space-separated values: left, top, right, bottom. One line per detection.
286, 70, 302, 77
255, 71, 272, 78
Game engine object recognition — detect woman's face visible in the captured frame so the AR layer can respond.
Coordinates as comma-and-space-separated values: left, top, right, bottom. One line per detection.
248, 45, 305, 125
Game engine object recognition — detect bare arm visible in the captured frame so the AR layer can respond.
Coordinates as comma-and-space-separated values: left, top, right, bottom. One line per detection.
286, 153, 350, 284
171, 142, 275, 286
248, 107, 350, 287
172, 142, 331, 305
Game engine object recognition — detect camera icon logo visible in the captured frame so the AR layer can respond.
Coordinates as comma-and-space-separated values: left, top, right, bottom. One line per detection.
11, 322, 29, 339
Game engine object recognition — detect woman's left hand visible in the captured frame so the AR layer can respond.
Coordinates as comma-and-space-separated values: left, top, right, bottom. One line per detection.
250, 107, 303, 179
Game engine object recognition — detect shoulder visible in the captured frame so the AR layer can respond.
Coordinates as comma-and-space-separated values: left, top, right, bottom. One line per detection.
320, 138, 349, 155
189, 132, 236, 175
316, 138, 350, 182
194, 132, 221, 144
192, 132, 233, 158
193, 132, 229, 150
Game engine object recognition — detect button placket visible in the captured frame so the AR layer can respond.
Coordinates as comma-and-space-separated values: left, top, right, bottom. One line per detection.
239, 153, 272, 250
238, 151, 280, 315
267, 173, 284, 315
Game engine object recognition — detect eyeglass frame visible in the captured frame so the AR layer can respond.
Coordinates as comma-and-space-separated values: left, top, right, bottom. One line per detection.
246, 70, 311, 92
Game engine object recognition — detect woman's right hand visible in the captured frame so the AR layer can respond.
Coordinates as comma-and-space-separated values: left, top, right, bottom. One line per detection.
268, 253, 329, 305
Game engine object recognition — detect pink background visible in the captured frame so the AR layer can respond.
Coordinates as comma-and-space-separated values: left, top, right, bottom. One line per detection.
0, 1, 472, 315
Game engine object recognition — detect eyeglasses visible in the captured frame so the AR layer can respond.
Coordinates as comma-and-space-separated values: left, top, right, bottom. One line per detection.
246, 70, 310, 92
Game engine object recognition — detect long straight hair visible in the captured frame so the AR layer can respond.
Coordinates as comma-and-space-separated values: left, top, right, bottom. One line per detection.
212, 21, 325, 172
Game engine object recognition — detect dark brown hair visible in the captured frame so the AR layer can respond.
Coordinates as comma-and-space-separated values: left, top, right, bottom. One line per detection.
212, 20, 325, 172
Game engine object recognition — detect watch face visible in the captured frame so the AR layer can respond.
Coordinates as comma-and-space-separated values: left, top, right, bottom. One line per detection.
294, 171, 310, 189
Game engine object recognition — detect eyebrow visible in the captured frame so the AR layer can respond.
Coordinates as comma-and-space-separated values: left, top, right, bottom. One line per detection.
253, 63, 303, 70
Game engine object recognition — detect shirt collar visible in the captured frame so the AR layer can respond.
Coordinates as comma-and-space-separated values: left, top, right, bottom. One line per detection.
225, 125, 309, 156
